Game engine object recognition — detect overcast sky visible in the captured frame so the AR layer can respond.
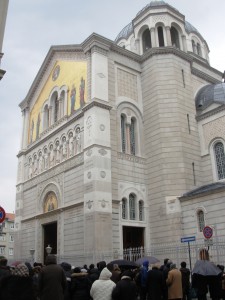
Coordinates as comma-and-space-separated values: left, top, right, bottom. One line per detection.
0, 0, 224, 213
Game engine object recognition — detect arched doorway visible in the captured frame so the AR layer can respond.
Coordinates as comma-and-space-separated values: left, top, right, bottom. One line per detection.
43, 222, 57, 263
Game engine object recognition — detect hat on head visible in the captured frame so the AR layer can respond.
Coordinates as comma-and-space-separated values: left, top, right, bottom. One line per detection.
11, 263, 29, 277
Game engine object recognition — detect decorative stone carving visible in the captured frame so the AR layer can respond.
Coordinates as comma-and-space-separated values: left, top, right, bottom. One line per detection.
86, 149, 92, 157
68, 132, 74, 157
98, 148, 107, 156
101, 199, 106, 208
38, 151, 43, 173
61, 136, 68, 161
100, 124, 105, 131
86, 200, 93, 210
75, 127, 81, 154
49, 144, 55, 168
100, 171, 106, 178
86, 116, 92, 136
87, 172, 92, 179
55, 140, 61, 164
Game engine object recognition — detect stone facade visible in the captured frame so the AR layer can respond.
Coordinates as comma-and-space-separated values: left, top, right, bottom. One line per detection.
15, 1, 224, 265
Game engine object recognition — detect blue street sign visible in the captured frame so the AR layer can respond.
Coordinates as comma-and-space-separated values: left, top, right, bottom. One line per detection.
181, 236, 196, 243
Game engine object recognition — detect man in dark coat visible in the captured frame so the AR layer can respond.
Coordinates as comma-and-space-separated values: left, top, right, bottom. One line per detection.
112, 270, 137, 300
146, 264, 165, 300
70, 267, 92, 300
0, 256, 10, 279
180, 261, 190, 300
38, 254, 67, 300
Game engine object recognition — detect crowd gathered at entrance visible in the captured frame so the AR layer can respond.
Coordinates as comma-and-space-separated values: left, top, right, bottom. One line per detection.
0, 248, 224, 300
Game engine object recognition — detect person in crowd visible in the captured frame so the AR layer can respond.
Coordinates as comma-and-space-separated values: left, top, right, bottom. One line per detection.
161, 259, 172, 300
139, 260, 149, 300
88, 263, 100, 283
38, 254, 67, 300
0, 256, 11, 279
146, 263, 165, 300
192, 248, 221, 300
179, 261, 190, 300
107, 263, 121, 284
0, 263, 36, 300
112, 269, 137, 300
90, 267, 116, 300
33, 265, 42, 300
70, 267, 91, 300
97, 260, 106, 273
61, 262, 72, 300
166, 263, 183, 300
217, 265, 225, 300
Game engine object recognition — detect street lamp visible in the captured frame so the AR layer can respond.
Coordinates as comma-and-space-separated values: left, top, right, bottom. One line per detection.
45, 244, 52, 255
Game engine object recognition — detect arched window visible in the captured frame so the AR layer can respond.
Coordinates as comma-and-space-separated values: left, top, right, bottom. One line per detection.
142, 29, 152, 52
130, 118, 136, 155
170, 27, 180, 49
59, 90, 66, 118
122, 198, 127, 219
158, 26, 164, 47
197, 43, 202, 56
139, 200, 144, 221
54, 97, 59, 122
192, 40, 196, 53
129, 193, 136, 220
197, 210, 205, 232
214, 142, 225, 180
121, 115, 126, 153
43, 104, 49, 130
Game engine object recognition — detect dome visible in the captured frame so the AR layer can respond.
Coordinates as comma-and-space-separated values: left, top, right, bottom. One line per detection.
115, 1, 204, 44
196, 83, 225, 110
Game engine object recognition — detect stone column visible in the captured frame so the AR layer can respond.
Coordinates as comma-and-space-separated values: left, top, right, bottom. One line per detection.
150, 28, 156, 47
182, 35, 187, 52
166, 26, 172, 46
21, 107, 29, 149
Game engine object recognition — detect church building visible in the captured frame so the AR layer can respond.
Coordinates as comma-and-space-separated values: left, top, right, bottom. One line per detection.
15, 1, 225, 264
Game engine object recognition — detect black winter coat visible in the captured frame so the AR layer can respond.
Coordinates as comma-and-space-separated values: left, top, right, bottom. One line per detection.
112, 277, 137, 300
70, 273, 92, 300
146, 267, 165, 300
0, 275, 36, 300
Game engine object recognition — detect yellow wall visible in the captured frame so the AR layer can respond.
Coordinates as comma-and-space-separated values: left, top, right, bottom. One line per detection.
29, 60, 87, 143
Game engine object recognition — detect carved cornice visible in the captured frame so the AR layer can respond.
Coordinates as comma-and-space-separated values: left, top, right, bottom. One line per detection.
196, 104, 225, 121
21, 201, 83, 222
117, 152, 146, 164
191, 67, 220, 84
82, 98, 112, 112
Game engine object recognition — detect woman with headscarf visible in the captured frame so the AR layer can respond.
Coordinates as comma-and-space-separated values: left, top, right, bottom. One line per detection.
0, 263, 36, 300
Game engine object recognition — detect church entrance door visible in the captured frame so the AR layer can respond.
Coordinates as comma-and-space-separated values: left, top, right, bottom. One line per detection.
123, 226, 144, 249
43, 222, 57, 262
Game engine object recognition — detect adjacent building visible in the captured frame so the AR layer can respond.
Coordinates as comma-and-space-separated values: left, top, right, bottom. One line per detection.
15, 1, 225, 265
0, 213, 15, 261
0, 0, 9, 80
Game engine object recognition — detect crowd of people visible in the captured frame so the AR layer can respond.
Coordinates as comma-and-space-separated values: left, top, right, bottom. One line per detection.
0, 248, 224, 300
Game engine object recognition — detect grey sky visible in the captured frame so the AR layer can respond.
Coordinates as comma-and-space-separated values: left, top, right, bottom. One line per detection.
0, 0, 224, 212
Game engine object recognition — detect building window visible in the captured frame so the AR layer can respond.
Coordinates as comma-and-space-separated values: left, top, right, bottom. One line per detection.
0, 234, 6, 241
197, 43, 202, 56
158, 26, 164, 47
9, 248, 14, 256
139, 201, 144, 221
9, 235, 14, 242
142, 28, 152, 52
122, 198, 127, 219
192, 40, 196, 53
130, 118, 136, 155
197, 210, 205, 232
43, 104, 50, 130
214, 142, 225, 180
121, 115, 126, 153
54, 97, 59, 122
10, 223, 14, 229
170, 27, 180, 49
0, 247, 5, 255
129, 194, 136, 220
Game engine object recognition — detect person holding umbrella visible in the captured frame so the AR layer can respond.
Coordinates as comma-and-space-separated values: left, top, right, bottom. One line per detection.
192, 248, 222, 300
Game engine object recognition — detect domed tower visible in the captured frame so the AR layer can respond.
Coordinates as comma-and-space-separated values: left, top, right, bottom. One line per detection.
115, 0, 210, 63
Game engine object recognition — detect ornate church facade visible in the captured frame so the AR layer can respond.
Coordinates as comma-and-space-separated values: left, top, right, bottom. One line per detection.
15, 1, 225, 264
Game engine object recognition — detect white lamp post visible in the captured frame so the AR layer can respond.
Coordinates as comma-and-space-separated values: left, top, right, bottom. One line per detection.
29, 248, 35, 264
45, 244, 52, 255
